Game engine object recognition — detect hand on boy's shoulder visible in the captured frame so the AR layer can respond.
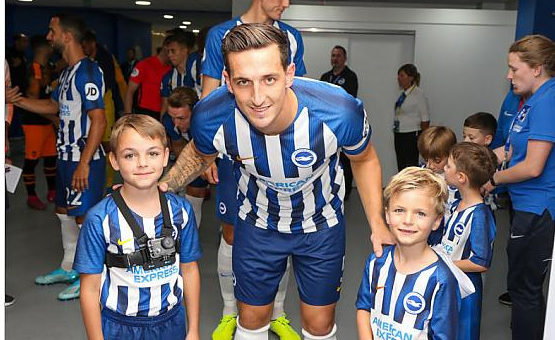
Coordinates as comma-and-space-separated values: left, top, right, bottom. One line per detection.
370, 222, 395, 258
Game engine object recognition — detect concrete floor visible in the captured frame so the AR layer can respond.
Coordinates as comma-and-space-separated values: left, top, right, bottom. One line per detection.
5, 140, 515, 339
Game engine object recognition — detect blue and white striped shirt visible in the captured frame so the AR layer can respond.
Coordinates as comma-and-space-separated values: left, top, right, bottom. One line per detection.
160, 67, 186, 98
51, 57, 105, 162
356, 246, 462, 340
201, 16, 306, 81
191, 77, 370, 233
74, 192, 201, 317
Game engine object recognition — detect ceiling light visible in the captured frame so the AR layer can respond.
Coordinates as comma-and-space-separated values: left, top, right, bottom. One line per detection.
17, 0, 34, 2
163, 15, 174, 19
192, 29, 200, 34
309, 28, 319, 32
182, 21, 191, 25
135, 1, 151, 5
179, 25, 188, 29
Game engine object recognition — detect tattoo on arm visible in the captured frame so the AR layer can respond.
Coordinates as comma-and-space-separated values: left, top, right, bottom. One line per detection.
161, 141, 215, 192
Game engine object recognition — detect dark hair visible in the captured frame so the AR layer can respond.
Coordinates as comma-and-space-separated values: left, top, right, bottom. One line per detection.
418, 126, 457, 161
81, 29, 97, 43
30, 35, 49, 51
156, 46, 164, 54
464, 112, 497, 137
52, 13, 87, 43
398, 63, 421, 86
509, 34, 555, 77
333, 45, 347, 57
222, 23, 289, 73
167, 87, 199, 109
164, 29, 196, 49
450, 142, 497, 189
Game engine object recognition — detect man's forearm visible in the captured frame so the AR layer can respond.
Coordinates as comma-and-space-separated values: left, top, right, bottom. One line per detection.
351, 148, 385, 230
161, 141, 215, 192
123, 82, 138, 113
16, 98, 58, 115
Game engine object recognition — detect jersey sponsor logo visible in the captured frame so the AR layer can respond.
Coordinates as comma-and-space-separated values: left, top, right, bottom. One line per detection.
85, 83, 100, 101
131, 68, 139, 77
291, 149, 317, 168
372, 317, 414, 340
454, 222, 465, 236
126, 263, 179, 283
117, 237, 134, 246
219, 202, 227, 215
257, 175, 314, 193
403, 292, 426, 314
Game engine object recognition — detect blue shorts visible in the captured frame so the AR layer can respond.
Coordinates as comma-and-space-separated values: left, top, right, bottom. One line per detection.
216, 157, 238, 225
233, 220, 346, 306
458, 273, 482, 340
55, 158, 106, 217
101, 304, 185, 340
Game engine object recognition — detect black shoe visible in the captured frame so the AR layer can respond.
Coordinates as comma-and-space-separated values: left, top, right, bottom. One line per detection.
5, 294, 15, 307
498, 292, 512, 307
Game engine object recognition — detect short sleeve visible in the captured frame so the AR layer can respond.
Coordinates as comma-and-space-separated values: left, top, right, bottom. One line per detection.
129, 62, 144, 85
73, 213, 107, 274
178, 200, 202, 263
356, 254, 375, 311
528, 90, 555, 143
76, 62, 105, 112
201, 27, 225, 80
428, 279, 461, 340
292, 31, 306, 77
340, 98, 372, 156
416, 90, 430, 122
468, 206, 496, 268
160, 71, 172, 98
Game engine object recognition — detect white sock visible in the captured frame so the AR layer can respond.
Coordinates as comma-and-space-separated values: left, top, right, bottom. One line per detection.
272, 257, 291, 320
235, 319, 270, 340
58, 213, 79, 271
302, 325, 337, 340
185, 194, 204, 228
218, 235, 236, 315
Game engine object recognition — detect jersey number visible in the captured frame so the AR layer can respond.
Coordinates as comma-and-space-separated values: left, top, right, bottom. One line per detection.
66, 188, 83, 206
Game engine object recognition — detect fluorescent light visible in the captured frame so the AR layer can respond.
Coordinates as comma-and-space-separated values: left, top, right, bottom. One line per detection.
179, 25, 188, 29
192, 29, 200, 34
17, 0, 34, 2
309, 27, 319, 32
182, 21, 191, 25
135, 1, 151, 5
163, 15, 174, 19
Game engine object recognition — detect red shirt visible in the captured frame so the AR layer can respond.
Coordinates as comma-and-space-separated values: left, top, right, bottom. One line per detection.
129, 56, 171, 112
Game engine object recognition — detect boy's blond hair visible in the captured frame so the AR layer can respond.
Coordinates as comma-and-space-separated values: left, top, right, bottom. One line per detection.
384, 167, 448, 216
110, 114, 168, 152
418, 126, 457, 161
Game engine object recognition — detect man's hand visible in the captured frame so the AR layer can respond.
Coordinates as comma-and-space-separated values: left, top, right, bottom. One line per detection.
370, 220, 395, 258
201, 162, 219, 184
481, 180, 495, 196
5, 86, 23, 104
186, 331, 200, 340
72, 162, 90, 192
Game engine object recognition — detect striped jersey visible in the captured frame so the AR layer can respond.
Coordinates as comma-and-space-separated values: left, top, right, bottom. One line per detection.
435, 200, 496, 267
74, 192, 202, 317
191, 77, 371, 233
185, 51, 202, 97
51, 57, 105, 162
356, 246, 462, 340
201, 16, 306, 81
160, 66, 186, 98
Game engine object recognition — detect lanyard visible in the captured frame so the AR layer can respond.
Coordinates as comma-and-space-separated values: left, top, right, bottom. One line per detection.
394, 85, 415, 116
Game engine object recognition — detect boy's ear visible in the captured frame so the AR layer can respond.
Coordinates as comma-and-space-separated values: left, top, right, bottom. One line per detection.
384, 207, 390, 225
163, 147, 170, 167
432, 213, 442, 231
485, 134, 493, 146
108, 151, 120, 171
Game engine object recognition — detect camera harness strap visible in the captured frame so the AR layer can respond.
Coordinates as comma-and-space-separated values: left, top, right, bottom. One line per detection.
105, 189, 177, 268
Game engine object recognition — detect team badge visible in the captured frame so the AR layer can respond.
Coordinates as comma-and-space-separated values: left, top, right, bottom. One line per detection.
337, 78, 345, 85
403, 292, 426, 314
454, 222, 465, 236
131, 68, 139, 77
219, 202, 227, 215
85, 83, 100, 101
291, 149, 317, 168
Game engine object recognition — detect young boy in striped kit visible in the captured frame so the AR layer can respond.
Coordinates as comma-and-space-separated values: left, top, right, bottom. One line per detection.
74, 115, 201, 339
357, 167, 474, 340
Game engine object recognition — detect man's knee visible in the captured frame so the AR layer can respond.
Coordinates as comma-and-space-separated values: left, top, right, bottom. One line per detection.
303, 320, 335, 337
238, 302, 273, 330
222, 223, 234, 245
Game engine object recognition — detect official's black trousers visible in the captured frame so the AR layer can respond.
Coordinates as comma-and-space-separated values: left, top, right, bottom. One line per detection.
394, 131, 420, 172
507, 209, 554, 340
